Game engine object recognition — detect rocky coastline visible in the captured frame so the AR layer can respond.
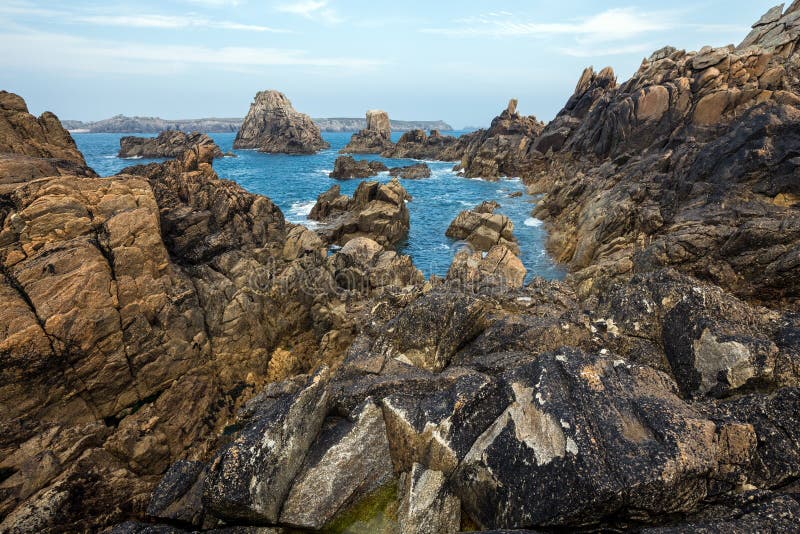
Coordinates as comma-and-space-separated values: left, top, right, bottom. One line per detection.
0, 3, 799, 533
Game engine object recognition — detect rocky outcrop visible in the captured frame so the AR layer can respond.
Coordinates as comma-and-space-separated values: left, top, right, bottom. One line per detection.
445, 202, 519, 254
382, 129, 466, 161
309, 179, 411, 248
457, 99, 545, 180
527, 2, 800, 302
389, 163, 431, 179
329, 155, 387, 179
233, 90, 329, 154
0, 91, 94, 190
341, 110, 393, 154
118, 131, 223, 159
447, 244, 527, 288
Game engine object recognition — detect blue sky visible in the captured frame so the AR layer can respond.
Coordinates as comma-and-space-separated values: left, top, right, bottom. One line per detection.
1, 0, 778, 128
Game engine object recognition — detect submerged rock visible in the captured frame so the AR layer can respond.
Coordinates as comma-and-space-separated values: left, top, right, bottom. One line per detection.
233, 90, 329, 154
329, 155, 388, 179
118, 131, 223, 159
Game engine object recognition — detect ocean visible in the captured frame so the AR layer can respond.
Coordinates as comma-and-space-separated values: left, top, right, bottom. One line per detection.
74, 131, 565, 282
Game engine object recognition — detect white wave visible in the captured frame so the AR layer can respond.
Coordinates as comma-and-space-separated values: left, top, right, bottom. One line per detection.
288, 199, 316, 218
119, 155, 143, 160
317, 169, 333, 175
524, 217, 543, 227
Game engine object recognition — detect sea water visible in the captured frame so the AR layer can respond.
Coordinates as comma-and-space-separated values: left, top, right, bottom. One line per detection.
74, 131, 565, 282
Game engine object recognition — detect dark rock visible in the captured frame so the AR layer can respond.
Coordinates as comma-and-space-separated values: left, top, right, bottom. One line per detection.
397, 464, 460, 534
388, 163, 431, 179
118, 131, 223, 159
329, 155, 388, 179
146, 460, 207, 527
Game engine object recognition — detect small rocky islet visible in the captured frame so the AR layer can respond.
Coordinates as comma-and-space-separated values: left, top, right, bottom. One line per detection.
1, 4, 800, 533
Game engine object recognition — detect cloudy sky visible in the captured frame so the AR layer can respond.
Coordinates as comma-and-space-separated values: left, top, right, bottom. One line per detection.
2, 0, 776, 128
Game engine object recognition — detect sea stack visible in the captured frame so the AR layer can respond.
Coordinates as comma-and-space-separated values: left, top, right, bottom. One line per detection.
341, 109, 393, 153
233, 90, 329, 154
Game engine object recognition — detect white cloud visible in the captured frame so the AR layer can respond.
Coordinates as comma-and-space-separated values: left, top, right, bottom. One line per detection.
422, 7, 677, 45
0, 30, 383, 75
276, 0, 343, 24
0, 2, 285, 33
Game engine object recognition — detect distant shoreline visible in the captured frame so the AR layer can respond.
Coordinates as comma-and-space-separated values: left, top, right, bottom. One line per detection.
64, 116, 454, 134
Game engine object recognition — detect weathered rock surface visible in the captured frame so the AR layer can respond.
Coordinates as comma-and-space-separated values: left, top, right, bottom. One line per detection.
118, 131, 223, 159
446, 202, 519, 254
0, 90, 95, 189
382, 129, 465, 161
329, 155, 387, 179
309, 179, 411, 248
388, 163, 432, 179
341, 110, 393, 154
457, 99, 545, 180
233, 90, 329, 154
447, 244, 527, 288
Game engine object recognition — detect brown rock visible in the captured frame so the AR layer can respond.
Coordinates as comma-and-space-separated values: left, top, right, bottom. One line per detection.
341, 110, 393, 154
118, 131, 223, 159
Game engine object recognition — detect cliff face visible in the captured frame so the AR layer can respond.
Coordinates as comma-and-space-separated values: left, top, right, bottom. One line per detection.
233, 90, 329, 154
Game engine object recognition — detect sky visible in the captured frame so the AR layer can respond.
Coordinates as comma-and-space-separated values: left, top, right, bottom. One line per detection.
1, 0, 779, 128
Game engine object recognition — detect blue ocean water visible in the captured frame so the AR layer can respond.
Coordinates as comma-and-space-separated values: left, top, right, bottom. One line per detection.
74, 131, 565, 282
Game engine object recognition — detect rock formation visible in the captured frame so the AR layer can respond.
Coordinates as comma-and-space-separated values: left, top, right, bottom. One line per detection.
3, 3, 800, 533
118, 131, 223, 159
329, 155, 388, 179
445, 201, 519, 254
456, 98, 545, 180
388, 163, 431, 179
381, 129, 465, 161
233, 90, 329, 154
0, 90, 95, 190
340, 110, 393, 153
309, 178, 411, 248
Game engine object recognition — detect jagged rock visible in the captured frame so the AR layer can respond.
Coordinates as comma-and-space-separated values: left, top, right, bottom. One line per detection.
447, 245, 527, 288
118, 131, 223, 159
453, 349, 719, 529
203, 368, 330, 523
233, 90, 329, 154
331, 237, 423, 293
446, 204, 519, 254
457, 99, 545, 180
146, 460, 208, 527
329, 155, 388, 179
397, 464, 460, 534
382, 129, 466, 161
309, 179, 411, 248
341, 110, 393, 154
388, 163, 431, 179
0, 90, 94, 188
279, 399, 394, 529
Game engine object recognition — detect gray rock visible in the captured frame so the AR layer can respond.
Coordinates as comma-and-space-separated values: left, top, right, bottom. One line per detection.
397, 464, 460, 534
203, 368, 330, 523
147, 460, 207, 527
280, 399, 394, 529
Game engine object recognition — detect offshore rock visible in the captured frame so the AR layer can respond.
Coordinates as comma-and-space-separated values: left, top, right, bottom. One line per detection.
309, 179, 411, 248
388, 163, 432, 179
329, 155, 388, 179
118, 131, 223, 159
382, 129, 465, 161
341, 110, 393, 154
233, 90, 329, 154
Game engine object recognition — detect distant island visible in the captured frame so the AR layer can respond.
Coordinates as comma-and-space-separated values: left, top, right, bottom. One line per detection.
62, 114, 453, 133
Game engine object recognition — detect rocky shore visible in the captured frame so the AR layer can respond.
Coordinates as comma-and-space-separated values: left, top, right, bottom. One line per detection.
118, 131, 224, 159
1, 3, 800, 533
233, 90, 329, 154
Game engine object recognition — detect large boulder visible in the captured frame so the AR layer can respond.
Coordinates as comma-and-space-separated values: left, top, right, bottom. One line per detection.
233, 90, 329, 154
446, 203, 519, 255
382, 129, 466, 161
447, 244, 527, 288
118, 131, 223, 159
388, 163, 432, 179
309, 179, 411, 248
341, 110, 393, 154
